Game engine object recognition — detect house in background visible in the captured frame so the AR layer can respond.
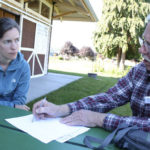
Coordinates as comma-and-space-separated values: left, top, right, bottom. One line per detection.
0, 0, 98, 78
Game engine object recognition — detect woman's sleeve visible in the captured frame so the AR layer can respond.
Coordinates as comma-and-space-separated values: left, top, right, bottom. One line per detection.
12, 62, 30, 106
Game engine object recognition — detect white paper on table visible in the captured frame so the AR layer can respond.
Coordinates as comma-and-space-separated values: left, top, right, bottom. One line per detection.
5, 114, 90, 143
56, 127, 89, 143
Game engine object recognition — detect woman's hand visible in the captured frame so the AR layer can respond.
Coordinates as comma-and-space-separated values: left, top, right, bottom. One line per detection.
15, 104, 30, 111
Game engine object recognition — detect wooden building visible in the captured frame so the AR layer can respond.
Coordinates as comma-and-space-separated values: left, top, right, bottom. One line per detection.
0, 0, 98, 77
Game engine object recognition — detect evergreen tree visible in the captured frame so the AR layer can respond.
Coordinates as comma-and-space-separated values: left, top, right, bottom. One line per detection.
94, 0, 150, 69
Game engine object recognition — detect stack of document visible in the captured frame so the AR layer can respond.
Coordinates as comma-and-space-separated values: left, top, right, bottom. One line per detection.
6, 114, 90, 143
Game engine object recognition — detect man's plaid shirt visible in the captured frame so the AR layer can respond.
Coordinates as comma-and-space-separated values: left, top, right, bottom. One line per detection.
68, 62, 150, 132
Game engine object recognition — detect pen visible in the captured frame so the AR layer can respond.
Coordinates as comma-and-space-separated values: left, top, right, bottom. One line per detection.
32, 97, 46, 122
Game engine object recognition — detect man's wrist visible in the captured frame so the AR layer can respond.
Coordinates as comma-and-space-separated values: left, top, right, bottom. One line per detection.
58, 104, 70, 117
96, 113, 107, 127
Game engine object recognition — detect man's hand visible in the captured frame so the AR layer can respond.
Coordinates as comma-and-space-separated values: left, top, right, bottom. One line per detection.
15, 104, 30, 111
32, 99, 70, 119
61, 109, 106, 127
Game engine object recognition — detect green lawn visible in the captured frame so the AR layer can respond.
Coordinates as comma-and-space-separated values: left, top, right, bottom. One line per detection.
28, 70, 132, 116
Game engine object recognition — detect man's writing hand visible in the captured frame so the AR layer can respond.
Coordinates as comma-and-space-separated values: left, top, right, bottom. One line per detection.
32, 99, 70, 119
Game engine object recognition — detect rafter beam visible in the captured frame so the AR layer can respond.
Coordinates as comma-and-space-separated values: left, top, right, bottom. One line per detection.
80, 0, 95, 21
54, 16, 91, 22
24, 0, 35, 3
55, 1, 88, 15
54, 6, 62, 20
59, 0, 63, 2
68, 0, 75, 6
54, 6, 60, 14
53, 10, 77, 19
47, 0, 53, 3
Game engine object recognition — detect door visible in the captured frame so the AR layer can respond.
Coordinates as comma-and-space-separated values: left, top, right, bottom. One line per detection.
20, 16, 50, 77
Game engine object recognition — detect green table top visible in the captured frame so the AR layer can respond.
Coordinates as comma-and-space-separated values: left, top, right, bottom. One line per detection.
0, 126, 90, 150
0, 106, 90, 150
69, 127, 121, 150
0, 106, 121, 150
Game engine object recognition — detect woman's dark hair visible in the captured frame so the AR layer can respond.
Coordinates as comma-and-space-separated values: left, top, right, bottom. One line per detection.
0, 17, 20, 38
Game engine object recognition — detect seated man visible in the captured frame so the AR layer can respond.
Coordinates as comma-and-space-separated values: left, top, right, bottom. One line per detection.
33, 16, 150, 131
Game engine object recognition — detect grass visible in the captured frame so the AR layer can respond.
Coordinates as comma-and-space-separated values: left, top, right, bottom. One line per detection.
27, 70, 132, 116
49, 56, 136, 78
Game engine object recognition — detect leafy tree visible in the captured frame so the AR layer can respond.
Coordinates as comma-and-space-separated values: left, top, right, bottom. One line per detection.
79, 46, 95, 60
94, 0, 150, 69
60, 41, 79, 57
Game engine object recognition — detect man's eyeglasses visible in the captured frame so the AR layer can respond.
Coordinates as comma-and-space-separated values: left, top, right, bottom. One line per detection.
139, 37, 150, 63
139, 37, 150, 52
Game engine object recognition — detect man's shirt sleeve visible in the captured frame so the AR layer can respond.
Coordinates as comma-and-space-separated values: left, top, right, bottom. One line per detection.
68, 67, 134, 113
103, 113, 150, 132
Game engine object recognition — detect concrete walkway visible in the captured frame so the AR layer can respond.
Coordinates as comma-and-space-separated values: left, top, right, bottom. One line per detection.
26, 73, 82, 103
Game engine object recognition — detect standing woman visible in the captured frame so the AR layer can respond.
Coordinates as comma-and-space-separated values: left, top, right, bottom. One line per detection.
0, 18, 30, 111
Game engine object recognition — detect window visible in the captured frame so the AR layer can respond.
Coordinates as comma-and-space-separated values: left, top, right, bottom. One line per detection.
41, 2, 49, 18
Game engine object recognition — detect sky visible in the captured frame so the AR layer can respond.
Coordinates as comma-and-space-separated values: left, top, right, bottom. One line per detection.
89, 0, 103, 19
50, 0, 103, 53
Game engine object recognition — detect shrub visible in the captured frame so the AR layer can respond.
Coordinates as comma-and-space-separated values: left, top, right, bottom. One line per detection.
79, 46, 95, 60
58, 56, 64, 60
60, 41, 79, 57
